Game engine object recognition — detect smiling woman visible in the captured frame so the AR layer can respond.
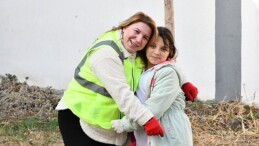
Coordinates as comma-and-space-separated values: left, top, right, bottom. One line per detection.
55, 12, 164, 146
120, 22, 152, 53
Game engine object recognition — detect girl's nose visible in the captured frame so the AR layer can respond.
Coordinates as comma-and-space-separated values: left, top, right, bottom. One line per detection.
154, 48, 161, 55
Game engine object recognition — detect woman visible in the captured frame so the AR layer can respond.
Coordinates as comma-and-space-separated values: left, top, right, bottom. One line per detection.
112, 27, 194, 146
56, 12, 164, 146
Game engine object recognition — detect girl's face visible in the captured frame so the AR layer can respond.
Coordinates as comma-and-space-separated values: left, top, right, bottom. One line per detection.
122, 22, 152, 53
146, 36, 170, 69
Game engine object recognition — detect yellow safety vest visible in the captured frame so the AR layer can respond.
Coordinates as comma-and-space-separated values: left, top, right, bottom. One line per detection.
62, 30, 143, 129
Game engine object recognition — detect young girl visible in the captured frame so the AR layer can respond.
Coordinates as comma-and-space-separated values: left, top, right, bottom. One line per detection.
112, 27, 193, 146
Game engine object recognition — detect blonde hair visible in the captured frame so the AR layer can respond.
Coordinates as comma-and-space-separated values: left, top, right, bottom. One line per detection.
111, 12, 158, 47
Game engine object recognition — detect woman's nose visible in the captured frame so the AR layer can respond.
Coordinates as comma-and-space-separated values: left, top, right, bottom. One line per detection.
136, 35, 143, 43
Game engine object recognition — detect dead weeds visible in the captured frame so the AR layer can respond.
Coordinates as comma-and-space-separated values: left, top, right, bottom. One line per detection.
185, 99, 259, 145
0, 74, 259, 146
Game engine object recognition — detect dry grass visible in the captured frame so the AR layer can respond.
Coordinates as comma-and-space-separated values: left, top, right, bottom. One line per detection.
185, 100, 259, 145
0, 74, 63, 146
0, 74, 259, 146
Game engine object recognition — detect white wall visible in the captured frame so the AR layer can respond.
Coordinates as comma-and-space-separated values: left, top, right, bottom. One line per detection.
174, 0, 215, 100
1, 0, 258, 106
0, 0, 164, 89
241, 0, 259, 106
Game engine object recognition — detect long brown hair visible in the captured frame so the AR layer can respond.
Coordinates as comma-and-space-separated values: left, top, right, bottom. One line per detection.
111, 12, 158, 47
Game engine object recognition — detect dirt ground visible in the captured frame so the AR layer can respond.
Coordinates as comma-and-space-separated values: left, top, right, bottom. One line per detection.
0, 74, 259, 146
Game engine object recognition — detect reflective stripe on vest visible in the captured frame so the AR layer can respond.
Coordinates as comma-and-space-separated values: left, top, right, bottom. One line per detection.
74, 40, 125, 97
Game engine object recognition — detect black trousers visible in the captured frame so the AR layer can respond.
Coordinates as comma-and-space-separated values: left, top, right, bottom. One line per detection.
58, 109, 115, 146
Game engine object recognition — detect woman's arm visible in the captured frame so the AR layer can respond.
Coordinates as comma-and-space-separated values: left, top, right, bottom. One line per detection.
89, 47, 153, 126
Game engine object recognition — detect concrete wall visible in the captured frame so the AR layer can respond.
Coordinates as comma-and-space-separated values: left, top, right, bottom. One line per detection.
0, 0, 164, 88
215, 0, 242, 100
174, 0, 215, 100
0, 0, 258, 106
241, 0, 259, 106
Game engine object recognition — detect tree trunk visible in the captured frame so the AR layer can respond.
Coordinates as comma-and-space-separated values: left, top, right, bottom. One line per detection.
164, 0, 175, 39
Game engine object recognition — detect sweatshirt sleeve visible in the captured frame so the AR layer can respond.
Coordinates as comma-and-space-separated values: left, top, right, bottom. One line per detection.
171, 64, 189, 86
88, 47, 153, 126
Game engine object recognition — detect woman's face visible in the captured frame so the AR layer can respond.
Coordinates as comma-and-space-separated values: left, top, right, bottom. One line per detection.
122, 22, 152, 53
146, 36, 170, 69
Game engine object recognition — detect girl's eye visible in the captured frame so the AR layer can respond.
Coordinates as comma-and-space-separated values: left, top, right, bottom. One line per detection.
161, 47, 169, 52
150, 44, 156, 48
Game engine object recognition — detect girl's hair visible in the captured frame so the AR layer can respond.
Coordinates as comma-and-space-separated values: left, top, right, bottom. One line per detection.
110, 12, 158, 46
138, 26, 177, 68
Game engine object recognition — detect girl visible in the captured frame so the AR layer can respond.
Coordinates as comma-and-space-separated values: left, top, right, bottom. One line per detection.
112, 27, 193, 146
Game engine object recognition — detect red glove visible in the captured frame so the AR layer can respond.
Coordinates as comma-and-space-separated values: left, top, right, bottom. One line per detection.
143, 117, 164, 137
182, 82, 198, 102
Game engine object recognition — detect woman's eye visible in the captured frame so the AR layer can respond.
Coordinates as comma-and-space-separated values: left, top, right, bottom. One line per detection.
143, 36, 149, 41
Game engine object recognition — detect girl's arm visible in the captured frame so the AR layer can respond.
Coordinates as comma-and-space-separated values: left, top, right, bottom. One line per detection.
172, 64, 198, 101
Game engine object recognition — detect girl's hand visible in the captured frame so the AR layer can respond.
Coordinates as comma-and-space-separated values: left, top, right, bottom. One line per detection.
111, 119, 125, 133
